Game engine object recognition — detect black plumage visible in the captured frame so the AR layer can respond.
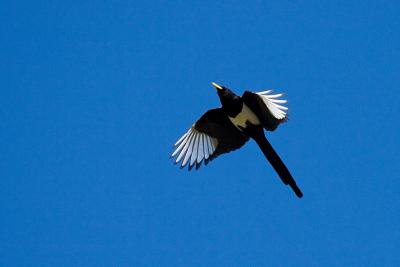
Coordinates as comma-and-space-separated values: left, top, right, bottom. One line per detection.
171, 82, 303, 198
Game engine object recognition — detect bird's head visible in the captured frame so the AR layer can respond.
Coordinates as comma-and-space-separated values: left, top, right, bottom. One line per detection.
211, 82, 242, 116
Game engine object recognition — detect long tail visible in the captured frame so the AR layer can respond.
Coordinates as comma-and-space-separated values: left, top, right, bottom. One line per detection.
253, 133, 303, 198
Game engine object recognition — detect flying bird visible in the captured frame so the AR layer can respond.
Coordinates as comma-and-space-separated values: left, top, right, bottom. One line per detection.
171, 82, 303, 198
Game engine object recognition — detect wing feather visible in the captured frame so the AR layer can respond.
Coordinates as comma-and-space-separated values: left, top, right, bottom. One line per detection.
182, 132, 196, 167
242, 90, 288, 131
171, 108, 249, 170
174, 128, 191, 146
176, 131, 194, 163
203, 135, 209, 160
197, 135, 204, 164
190, 134, 199, 166
172, 129, 192, 157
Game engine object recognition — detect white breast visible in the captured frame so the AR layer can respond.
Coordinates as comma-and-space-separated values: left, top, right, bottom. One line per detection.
228, 103, 260, 130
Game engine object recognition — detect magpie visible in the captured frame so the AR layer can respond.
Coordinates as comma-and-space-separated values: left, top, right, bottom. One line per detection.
171, 82, 303, 198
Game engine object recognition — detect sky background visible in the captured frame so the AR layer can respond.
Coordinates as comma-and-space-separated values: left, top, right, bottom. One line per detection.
1, 0, 400, 266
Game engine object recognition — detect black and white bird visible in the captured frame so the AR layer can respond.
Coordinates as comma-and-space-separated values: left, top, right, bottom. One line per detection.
171, 82, 303, 198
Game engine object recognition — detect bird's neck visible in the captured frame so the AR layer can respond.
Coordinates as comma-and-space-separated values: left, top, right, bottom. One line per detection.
222, 100, 243, 117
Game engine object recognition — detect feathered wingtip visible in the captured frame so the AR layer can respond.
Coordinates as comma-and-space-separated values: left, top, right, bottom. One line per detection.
170, 127, 217, 171
256, 89, 288, 120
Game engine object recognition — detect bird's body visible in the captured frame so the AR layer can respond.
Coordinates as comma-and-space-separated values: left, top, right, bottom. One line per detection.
228, 103, 260, 130
171, 82, 303, 198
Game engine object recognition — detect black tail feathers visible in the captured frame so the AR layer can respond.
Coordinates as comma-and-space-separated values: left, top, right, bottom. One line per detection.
252, 131, 303, 198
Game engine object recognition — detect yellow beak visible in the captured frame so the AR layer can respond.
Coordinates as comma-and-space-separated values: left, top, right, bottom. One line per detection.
211, 82, 223, 90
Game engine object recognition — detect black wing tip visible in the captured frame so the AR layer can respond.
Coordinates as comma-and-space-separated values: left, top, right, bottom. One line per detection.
188, 163, 195, 171
172, 157, 204, 171
195, 160, 203, 170
281, 115, 289, 123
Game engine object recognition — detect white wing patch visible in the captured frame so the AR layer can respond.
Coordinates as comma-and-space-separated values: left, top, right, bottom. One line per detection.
171, 127, 218, 169
256, 90, 288, 120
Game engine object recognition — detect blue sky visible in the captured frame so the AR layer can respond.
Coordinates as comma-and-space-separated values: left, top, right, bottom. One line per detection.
1, 1, 400, 266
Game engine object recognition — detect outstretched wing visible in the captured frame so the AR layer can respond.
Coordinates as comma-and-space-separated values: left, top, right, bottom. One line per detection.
171, 108, 249, 170
242, 90, 288, 131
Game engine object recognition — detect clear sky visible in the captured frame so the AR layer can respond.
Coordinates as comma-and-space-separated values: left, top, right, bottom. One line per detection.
1, 1, 400, 266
